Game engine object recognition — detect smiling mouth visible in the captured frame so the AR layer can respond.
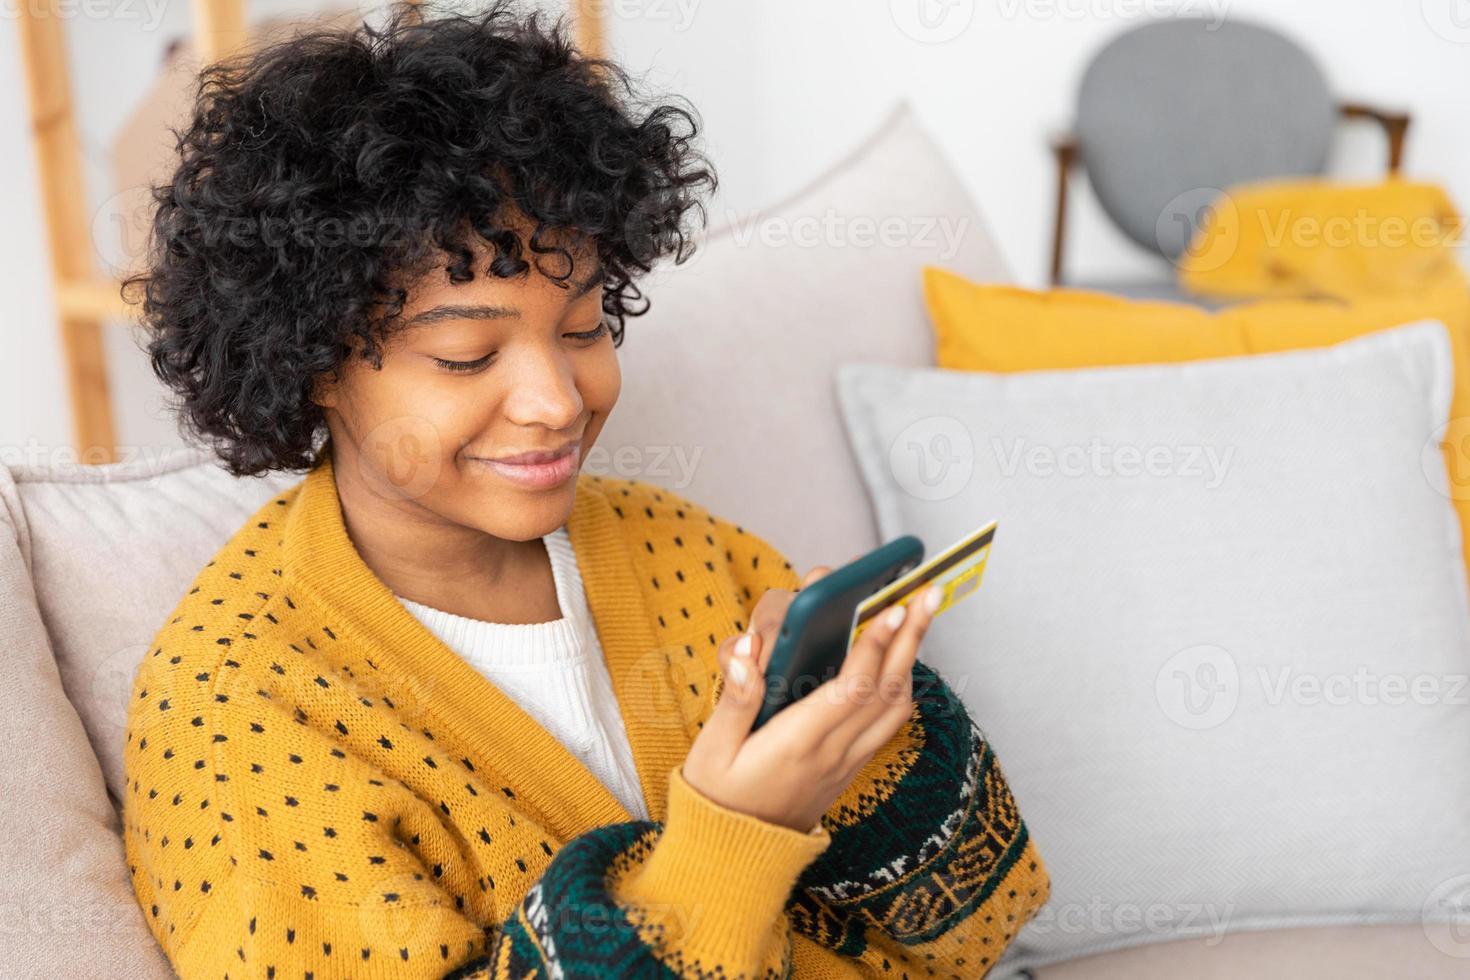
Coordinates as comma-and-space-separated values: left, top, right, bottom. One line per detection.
489, 445, 575, 465
467, 441, 582, 489
478, 438, 581, 466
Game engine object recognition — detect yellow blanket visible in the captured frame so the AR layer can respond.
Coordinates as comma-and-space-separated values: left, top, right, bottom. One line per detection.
1177, 177, 1467, 302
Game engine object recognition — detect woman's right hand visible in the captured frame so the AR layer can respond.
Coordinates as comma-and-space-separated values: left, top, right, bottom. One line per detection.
680, 565, 942, 834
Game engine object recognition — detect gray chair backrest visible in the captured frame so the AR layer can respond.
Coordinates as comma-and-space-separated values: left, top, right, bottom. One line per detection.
1076, 18, 1336, 259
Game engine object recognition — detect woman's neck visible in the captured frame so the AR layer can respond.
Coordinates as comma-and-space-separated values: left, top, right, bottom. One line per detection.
331, 453, 562, 625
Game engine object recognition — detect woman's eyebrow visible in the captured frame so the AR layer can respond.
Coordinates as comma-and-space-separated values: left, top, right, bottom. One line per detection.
405, 262, 606, 326
407, 303, 518, 326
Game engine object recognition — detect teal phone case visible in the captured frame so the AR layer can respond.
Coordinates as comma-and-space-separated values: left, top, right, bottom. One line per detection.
749, 535, 924, 732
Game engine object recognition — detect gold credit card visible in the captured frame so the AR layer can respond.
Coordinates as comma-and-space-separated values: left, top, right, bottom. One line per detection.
849, 520, 996, 650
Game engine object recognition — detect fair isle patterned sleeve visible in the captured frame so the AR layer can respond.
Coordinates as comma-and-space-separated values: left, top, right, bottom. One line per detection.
446, 762, 832, 979
711, 514, 1052, 977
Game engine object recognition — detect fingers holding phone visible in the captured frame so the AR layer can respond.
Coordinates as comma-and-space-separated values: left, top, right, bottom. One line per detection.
695, 628, 767, 756
682, 526, 994, 834
801, 564, 834, 589
682, 560, 878, 832
720, 561, 836, 682
700, 558, 837, 745
828, 582, 943, 757
685, 576, 941, 833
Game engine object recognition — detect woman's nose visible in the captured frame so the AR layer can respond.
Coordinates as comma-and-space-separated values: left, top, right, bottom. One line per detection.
500, 349, 584, 430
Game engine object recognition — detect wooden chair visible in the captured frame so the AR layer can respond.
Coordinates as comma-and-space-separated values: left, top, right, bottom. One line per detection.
1049, 18, 1410, 293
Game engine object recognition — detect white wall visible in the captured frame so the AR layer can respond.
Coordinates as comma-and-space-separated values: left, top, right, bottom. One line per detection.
3, 0, 1467, 458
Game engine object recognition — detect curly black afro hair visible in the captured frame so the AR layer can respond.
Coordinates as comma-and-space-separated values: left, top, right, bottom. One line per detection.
123, 0, 715, 477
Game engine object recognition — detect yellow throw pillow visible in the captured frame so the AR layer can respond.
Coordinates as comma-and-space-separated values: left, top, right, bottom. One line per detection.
922, 265, 1470, 580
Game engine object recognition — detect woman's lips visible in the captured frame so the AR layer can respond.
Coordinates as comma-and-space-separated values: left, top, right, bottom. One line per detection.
472, 443, 580, 489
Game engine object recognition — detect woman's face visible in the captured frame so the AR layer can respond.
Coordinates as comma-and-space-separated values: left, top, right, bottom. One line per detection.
314, 228, 619, 542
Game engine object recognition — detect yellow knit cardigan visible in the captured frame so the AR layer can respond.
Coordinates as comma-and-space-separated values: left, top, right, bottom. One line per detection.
123, 450, 1048, 978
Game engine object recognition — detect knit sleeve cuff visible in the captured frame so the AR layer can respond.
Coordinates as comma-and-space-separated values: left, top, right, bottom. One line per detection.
612, 765, 832, 966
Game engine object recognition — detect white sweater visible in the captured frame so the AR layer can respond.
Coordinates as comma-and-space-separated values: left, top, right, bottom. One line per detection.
395, 526, 650, 822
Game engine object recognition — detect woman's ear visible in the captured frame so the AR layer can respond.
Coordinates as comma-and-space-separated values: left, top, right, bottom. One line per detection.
313, 334, 370, 409
310, 370, 339, 410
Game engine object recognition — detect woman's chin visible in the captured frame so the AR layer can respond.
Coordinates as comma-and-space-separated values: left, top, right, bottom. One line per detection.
459, 479, 580, 540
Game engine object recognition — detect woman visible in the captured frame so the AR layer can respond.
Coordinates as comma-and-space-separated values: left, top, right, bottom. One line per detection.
121, 4, 1048, 977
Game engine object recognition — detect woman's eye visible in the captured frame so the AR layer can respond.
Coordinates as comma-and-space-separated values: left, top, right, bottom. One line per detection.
567, 321, 609, 343
431, 323, 603, 372
432, 353, 494, 373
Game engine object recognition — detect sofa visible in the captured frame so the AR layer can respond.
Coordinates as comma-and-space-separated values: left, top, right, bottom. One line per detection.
1, 101, 1460, 978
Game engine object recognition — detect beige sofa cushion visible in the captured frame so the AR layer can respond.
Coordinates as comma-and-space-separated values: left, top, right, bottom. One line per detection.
1037, 923, 1465, 978
594, 99, 1010, 572
8, 449, 297, 800
0, 464, 172, 978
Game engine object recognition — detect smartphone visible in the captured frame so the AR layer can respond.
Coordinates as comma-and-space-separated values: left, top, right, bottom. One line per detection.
749, 535, 924, 731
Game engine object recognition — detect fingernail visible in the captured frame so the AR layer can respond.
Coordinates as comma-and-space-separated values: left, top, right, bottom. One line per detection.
924, 584, 943, 614
885, 604, 907, 630
735, 633, 753, 658
728, 658, 748, 686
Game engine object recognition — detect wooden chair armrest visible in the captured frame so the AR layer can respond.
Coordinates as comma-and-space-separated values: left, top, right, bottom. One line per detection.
1339, 102, 1412, 174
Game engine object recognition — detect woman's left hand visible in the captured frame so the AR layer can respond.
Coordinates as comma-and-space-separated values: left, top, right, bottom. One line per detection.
698, 561, 942, 832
